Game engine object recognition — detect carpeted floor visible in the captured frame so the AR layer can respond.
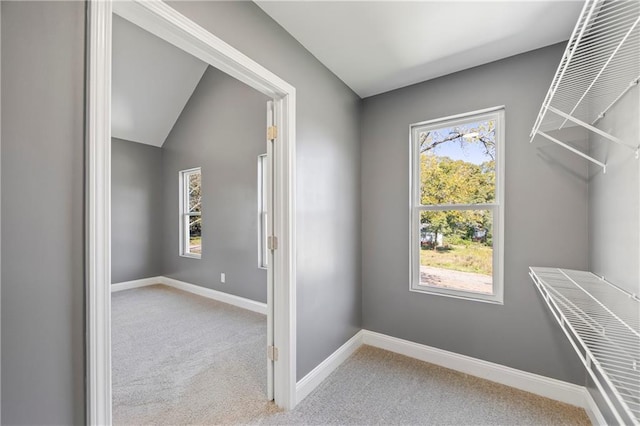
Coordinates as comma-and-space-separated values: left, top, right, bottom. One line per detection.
112, 285, 274, 424
112, 285, 590, 425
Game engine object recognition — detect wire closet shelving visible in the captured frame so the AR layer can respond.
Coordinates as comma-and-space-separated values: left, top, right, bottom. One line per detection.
529, 268, 640, 425
530, 0, 640, 173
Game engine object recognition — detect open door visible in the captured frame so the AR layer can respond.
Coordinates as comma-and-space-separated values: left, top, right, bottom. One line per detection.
266, 100, 276, 400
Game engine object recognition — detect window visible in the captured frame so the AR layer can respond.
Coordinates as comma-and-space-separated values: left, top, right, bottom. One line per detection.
410, 107, 504, 303
180, 168, 202, 258
258, 154, 268, 268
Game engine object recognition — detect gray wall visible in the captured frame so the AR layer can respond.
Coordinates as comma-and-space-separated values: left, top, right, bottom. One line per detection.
0, 5, 360, 421
112, 138, 164, 284
361, 43, 588, 385
588, 85, 639, 295
4, 2, 604, 424
167, 1, 362, 379
161, 66, 269, 303
1, 2, 85, 424
587, 80, 639, 425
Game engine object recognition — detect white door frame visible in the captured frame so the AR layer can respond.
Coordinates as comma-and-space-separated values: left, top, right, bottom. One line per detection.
86, 1, 297, 424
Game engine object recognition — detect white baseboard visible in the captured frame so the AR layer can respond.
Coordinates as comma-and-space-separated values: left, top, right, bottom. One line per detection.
111, 276, 267, 315
294, 329, 604, 422
296, 330, 364, 404
111, 277, 163, 292
582, 388, 608, 426
361, 330, 601, 418
160, 276, 267, 315
110, 280, 606, 423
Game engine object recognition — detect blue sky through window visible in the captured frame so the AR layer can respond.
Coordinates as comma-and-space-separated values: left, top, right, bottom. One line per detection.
422, 120, 494, 165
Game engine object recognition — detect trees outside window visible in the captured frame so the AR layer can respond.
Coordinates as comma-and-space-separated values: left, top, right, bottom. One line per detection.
180, 168, 202, 258
410, 108, 504, 303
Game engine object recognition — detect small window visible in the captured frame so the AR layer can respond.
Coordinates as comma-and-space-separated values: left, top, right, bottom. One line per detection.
179, 168, 202, 258
410, 108, 504, 304
258, 154, 268, 268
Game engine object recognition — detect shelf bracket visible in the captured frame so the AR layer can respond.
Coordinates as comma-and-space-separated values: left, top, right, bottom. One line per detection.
593, 75, 640, 126
547, 106, 638, 152
536, 130, 607, 173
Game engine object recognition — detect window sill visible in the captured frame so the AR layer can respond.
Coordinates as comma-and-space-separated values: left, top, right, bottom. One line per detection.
180, 253, 201, 260
410, 285, 503, 305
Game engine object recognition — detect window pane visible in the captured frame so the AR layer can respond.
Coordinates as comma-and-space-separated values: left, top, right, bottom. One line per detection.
188, 215, 201, 255
418, 209, 493, 295
188, 171, 201, 213
258, 155, 268, 268
419, 120, 495, 205
261, 212, 268, 268
261, 156, 268, 208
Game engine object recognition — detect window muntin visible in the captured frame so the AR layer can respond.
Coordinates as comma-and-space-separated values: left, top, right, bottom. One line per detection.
258, 154, 268, 268
410, 108, 504, 304
180, 168, 202, 258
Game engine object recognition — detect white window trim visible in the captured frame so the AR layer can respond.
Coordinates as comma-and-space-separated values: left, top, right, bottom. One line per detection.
179, 167, 202, 259
409, 106, 505, 304
258, 154, 268, 269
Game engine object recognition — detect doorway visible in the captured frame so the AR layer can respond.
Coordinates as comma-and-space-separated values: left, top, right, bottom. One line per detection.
86, 1, 297, 423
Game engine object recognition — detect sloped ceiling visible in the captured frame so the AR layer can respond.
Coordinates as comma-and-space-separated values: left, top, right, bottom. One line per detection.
255, 1, 584, 98
112, 15, 208, 147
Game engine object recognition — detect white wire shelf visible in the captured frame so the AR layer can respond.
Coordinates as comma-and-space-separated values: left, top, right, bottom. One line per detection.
530, 0, 640, 173
529, 267, 640, 425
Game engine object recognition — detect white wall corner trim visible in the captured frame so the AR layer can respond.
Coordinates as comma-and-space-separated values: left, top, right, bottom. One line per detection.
361, 330, 603, 421
111, 277, 163, 292
296, 330, 364, 405
86, 1, 113, 424
110, 276, 268, 315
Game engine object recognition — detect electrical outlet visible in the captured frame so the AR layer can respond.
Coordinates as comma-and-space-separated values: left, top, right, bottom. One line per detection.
221, 273, 226, 283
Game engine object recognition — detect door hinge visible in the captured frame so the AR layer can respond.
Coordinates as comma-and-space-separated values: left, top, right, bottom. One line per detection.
267, 236, 278, 250
268, 345, 279, 361
267, 125, 278, 141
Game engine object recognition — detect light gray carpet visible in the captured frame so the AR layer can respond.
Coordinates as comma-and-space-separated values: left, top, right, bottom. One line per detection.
112, 285, 274, 424
113, 285, 590, 425
266, 347, 590, 425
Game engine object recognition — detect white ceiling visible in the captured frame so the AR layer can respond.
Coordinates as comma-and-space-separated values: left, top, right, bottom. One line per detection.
255, 1, 584, 98
112, 15, 208, 147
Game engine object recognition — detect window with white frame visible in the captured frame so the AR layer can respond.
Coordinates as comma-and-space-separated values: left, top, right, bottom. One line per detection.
410, 107, 504, 303
180, 167, 202, 258
258, 154, 268, 268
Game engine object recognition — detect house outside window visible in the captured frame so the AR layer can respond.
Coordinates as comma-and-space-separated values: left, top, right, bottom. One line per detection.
180, 167, 202, 258
410, 107, 505, 304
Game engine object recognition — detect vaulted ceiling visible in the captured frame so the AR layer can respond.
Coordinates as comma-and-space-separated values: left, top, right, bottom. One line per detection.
112, 14, 208, 147
255, 1, 584, 98
112, 1, 584, 141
